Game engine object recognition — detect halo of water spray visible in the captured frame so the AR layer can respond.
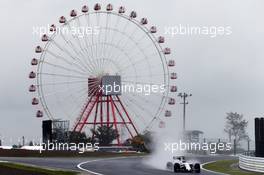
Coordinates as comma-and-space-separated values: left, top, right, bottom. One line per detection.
143, 127, 185, 170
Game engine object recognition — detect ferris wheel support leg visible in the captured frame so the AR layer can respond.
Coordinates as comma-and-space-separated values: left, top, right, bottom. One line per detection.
106, 96, 110, 128
116, 95, 139, 136
100, 96, 103, 127
73, 96, 92, 132
109, 96, 121, 145
111, 98, 134, 138
78, 95, 100, 132
92, 96, 100, 140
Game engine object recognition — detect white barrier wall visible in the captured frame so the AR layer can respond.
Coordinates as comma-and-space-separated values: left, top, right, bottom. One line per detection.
239, 154, 264, 173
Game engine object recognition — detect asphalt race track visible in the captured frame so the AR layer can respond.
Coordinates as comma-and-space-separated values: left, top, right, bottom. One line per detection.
0, 155, 237, 175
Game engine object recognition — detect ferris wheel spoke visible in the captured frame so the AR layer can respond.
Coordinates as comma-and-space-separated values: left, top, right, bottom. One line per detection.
102, 27, 154, 80
83, 15, 96, 72
90, 26, 137, 70
50, 39, 93, 74
129, 47, 158, 61
96, 14, 105, 70
121, 61, 167, 77
42, 85, 87, 97
120, 54, 152, 84
86, 41, 137, 79
122, 80, 164, 86
123, 93, 156, 119
103, 23, 129, 64
64, 23, 97, 74
64, 88, 89, 111
73, 17, 99, 73
83, 14, 101, 73
96, 57, 122, 72
123, 92, 161, 112
104, 41, 139, 81
84, 14, 100, 75
124, 92, 164, 131
37, 80, 87, 86
122, 73, 169, 80
102, 57, 122, 74
65, 21, 85, 52
75, 17, 99, 74
103, 44, 131, 74
45, 49, 88, 73
38, 72, 88, 79
124, 41, 154, 56
108, 26, 141, 61
120, 97, 148, 126
106, 24, 156, 85
50, 86, 87, 106
121, 95, 155, 127
59, 32, 85, 59
40, 60, 87, 76
100, 13, 110, 71
135, 32, 149, 44
117, 53, 156, 73
93, 13, 102, 71
58, 29, 95, 74
67, 95, 90, 124
53, 86, 88, 106
145, 115, 161, 131
114, 49, 155, 67
108, 31, 135, 62
103, 14, 121, 63
108, 19, 130, 59
53, 91, 88, 119
122, 73, 168, 78
116, 28, 138, 54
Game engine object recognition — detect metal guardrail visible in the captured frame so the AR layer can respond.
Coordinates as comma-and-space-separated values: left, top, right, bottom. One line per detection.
239, 154, 264, 173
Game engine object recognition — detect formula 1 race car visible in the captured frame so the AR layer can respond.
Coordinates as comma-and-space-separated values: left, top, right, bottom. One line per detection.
166, 156, 201, 173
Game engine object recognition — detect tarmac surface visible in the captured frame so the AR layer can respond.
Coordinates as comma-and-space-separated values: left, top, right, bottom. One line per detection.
0, 155, 236, 175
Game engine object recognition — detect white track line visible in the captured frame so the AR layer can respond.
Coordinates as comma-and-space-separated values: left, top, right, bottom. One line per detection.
77, 156, 133, 175
201, 161, 229, 175
78, 156, 228, 175
77, 159, 104, 175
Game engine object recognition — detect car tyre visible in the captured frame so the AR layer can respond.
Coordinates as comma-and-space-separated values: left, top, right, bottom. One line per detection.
174, 163, 180, 173
167, 162, 173, 169
194, 163, 201, 173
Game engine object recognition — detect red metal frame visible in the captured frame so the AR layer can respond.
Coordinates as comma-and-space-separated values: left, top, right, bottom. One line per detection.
73, 92, 139, 145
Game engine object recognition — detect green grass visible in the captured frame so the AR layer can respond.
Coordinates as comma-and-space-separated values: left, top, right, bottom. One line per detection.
0, 162, 79, 175
203, 160, 263, 175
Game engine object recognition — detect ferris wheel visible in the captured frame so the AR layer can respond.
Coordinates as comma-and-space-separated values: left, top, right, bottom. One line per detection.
29, 3, 177, 143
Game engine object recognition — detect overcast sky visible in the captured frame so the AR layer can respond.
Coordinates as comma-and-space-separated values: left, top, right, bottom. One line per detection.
0, 0, 263, 145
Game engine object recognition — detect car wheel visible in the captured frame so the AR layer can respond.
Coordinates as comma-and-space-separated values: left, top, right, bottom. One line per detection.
167, 162, 173, 169
194, 163, 201, 173
174, 163, 180, 173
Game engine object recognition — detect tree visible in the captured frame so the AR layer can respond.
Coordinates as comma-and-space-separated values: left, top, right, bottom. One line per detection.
68, 131, 89, 144
131, 132, 153, 152
224, 112, 248, 146
91, 125, 119, 146
131, 135, 146, 152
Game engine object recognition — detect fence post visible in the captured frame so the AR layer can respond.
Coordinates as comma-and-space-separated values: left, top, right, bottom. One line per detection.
234, 139, 236, 155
